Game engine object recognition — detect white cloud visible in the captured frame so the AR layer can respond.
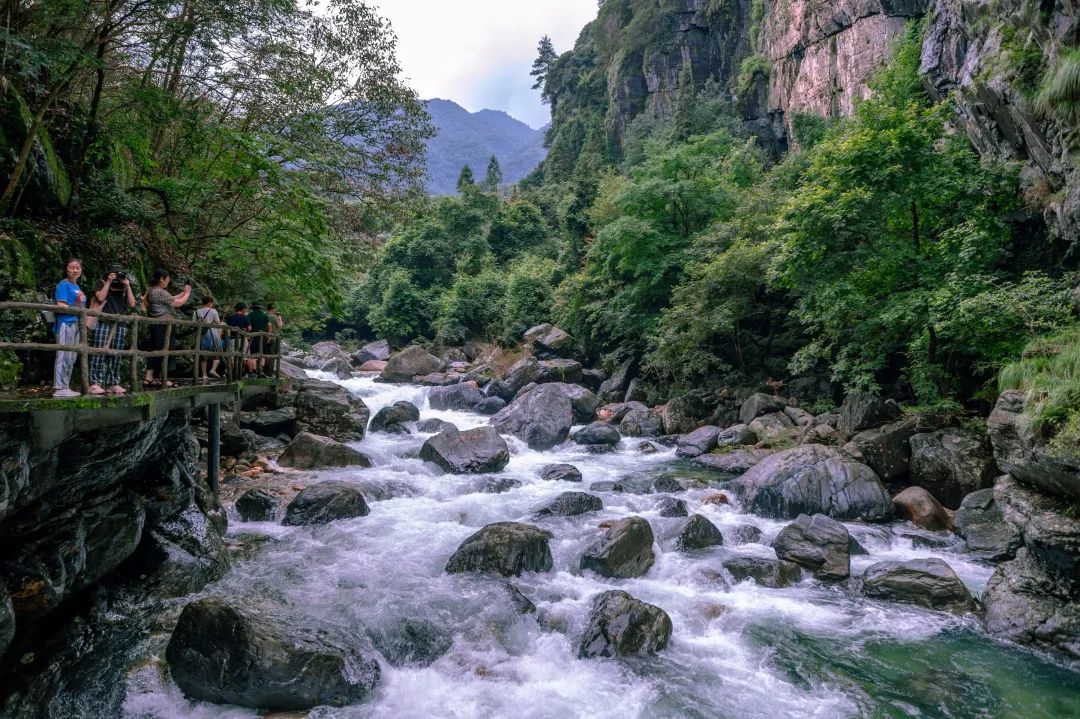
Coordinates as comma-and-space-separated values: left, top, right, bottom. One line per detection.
375, 1, 597, 128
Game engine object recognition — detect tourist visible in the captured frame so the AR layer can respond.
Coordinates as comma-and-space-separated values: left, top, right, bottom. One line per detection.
247, 302, 271, 373
266, 302, 284, 376
194, 295, 223, 381
88, 264, 136, 395
52, 258, 85, 398
143, 268, 192, 388
225, 302, 256, 376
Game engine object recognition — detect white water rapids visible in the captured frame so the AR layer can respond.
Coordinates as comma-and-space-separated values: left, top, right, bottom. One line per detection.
120, 374, 1080, 719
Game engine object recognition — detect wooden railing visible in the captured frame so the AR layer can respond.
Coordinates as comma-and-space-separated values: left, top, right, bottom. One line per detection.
0, 302, 281, 394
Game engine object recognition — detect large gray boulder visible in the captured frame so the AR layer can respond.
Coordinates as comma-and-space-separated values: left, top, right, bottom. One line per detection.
235, 488, 279, 522
523, 323, 574, 358
241, 407, 298, 439
862, 558, 976, 612
909, 428, 997, 508
0, 584, 13, 659
445, 522, 554, 576
580, 517, 655, 578
838, 391, 899, 436
772, 513, 851, 580
739, 393, 783, 425
382, 346, 444, 383
419, 427, 510, 474
534, 492, 603, 517
369, 400, 420, 433
539, 463, 582, 482
282, 481, 370, 526
573, 422, 621, 446
730, 445, 894, 521
319, 356, 353, 380
748, 412, 796, 442
619, 407, 664, 437
486, 358, 541, 401
693, 448, 770, 475
846, 419, 916, 481
675, 514, 724, 551
489, 384, 574, 449
428, 383, 485, 411
165, 597, 380, 710
278, 432, 372, 470
676, 426, 720, 458
988, 390, 1080, 502
598, 360, 634, 404
578, 590, 672, 658
661, 390, 715, 435
353, 339, 390, 365
955, 486, 1021, 562
368, 618, 452, 668
892, 486, 952, 532
293, 378, 370, 442
716, 423, 756, 448
722, 556, 804, 588
537, 358, 583, 384
995, 473, 1080, 578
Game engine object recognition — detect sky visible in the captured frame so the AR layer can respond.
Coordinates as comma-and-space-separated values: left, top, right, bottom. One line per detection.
376, 1, 599, 129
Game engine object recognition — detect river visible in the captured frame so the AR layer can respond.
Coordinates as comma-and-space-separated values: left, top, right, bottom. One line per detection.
113, 375, 1080, 718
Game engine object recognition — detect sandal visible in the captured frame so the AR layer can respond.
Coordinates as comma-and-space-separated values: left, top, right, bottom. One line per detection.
144, 379, 162, 387
162, 381, 177, 388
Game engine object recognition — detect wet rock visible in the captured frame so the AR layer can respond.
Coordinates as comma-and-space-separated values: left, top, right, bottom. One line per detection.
428, 384, 485, 412
474, 396, 507, 415
656, 497, 688, 517
846, 419, 916, 481
535, 491, 603, 517
573, 422, 621, 446
523, 323, 573, 358
955, 487, 1021, 562
490, 384, 574, 449
358, 360, 387, 372
235, 488, 279, 522
619, 407, 664, 437
240, 407, 297, 439
996, 474, 1080, 579
740, 393, 783, 425
0, 584, 12, 659
353, 339, 390, 365
419, 427, 510, 474
676, 426, 720, 458
726, 524, 763, 545
382, 346, 444, 382
988, 390, 1080, 502
293, 378, 370, 442
537, 358, 583, 384
278, 432, 372, 470
579, 517, 655, 578
651, 476, 683, 493
722, 556, 804, 588
676, 514, 724, 550
539, 463, 583, 483
578, 590, 672, 658
984, 548, 1080, 660
862, 558, 976, 612
662, 390, 715, 435
580, 368, 606, 392
772, 513, 851, 580
282, 480, 370, 526
598, 359, 634, 404
416, 372, 462, 387
220, 423, 258, 458
590, 481, 618, 492
909, 428, 996, 508
310, 341, 350, 363
716, 423, 756, 448
731, 445, 894, 521
838, 391, 899, 436
369, 618, 452, 667
417, 418, 458, 434
501, 583, 537, 614
445, 522, 554, 576
319, 356, 353, 379
165, 597, 380, 710
482, 477, 522, 494
126, 506, 229, 598
784, 406, 814, 426
693, 449, 769, 475
486, 358, 541, 401
637, 441, 660, 454
892, 486, 952, 532
748, 412, 796, 442
369, 401, 420, 433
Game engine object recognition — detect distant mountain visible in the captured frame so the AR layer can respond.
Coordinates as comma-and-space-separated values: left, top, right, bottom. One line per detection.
422, 98, 546, 195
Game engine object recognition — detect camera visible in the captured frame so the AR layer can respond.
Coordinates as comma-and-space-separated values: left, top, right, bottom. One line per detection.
115, 271, 127, 282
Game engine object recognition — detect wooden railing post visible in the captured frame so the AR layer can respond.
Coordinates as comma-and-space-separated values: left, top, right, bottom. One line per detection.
193, 317, 202, 382
162, 321, 172, 386
130, 316, 140, 389
77, 313, 90, 395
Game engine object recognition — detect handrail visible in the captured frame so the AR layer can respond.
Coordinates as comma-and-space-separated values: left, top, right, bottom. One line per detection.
0, 301, 282, 394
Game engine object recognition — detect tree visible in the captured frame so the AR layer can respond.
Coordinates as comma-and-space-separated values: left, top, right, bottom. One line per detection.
673, 63, 696, 142
457, 165, 476, 193
530, 35, 558, 104
484, 156, 503, 191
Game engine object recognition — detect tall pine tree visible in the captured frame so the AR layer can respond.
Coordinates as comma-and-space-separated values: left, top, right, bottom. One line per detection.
457, 165, 475, 193
531, 36, 557, 105
484, 155, 503, 190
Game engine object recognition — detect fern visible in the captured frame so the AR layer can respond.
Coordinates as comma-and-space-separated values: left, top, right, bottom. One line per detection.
1037, 48, 1080, 123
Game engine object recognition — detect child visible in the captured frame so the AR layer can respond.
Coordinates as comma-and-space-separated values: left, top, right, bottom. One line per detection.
53, 258, 86, 397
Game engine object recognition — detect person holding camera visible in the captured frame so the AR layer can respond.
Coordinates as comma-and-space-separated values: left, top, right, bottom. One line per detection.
143, 268, 192, 388
88, 264, 137, 395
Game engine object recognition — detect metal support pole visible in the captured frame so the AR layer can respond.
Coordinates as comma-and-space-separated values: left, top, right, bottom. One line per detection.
208, 402, 220, 495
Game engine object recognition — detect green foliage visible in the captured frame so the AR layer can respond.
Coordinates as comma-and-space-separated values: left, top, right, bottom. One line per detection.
434, 268, 507, 345
502, 256, 560, 344
484, 156, 504, 190
1037, 47, 1080, 123
368, 269, 431, 344
736, 55, 771, 97
1000, 325, 1080, 455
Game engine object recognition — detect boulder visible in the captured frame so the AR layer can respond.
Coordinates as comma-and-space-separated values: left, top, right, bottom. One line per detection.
578, 590, 672, 659
784, 406, 814, 426
427, 384, 485, 412
748, 412, 796, 442
534, 491, 603, 517
235, 488, 279, 522
165, 597, 380, 710
537, 358, 583, 384
716, 423, 756, 448
549, 382, 600, 423
489, 384, 574, 449
739, 393, 783, 425
419, 427, 510, 474
599, 401, 643, 423
988, 390, 1080, 501
442, 347, 468, 364
319, 356, 353, 379
0, 584, 13, 659
580, 368, 606, 392
293, 379, 370, 442
278, 359, 308, 381
282, 481, 370, 526
909, 428, 997, 508
358, 360, 387, 372
129, 506, 230, 599
676, 426, 720, 458
656, 497, 688, 517
474, 396, 507, 415
624, 378, 647, 403
523, 323, 574, 358
692, 449, 769, 475
650, 476, 683, 493
892, 486, 952, 532
573, 422, 621, 446
382, 346, 444, 383
619, 407, 663, 437
353, 339, 391, 365
416, 372, 461, 386
838, 391, 899, 436
539, 463, 582, 483
846, 419, 916, 481
983, 548, 1080, 659
310, 341, 349, 362
725, 524, 763, 545
445, 522, 554, 576
662, 390, 715, 435
241, 407, 298, 439
369, 401, 421, 433
955, 487, 1021, 562
368, 618, 452, 668
278, 432, 371, 470
731, 445, 894, 521
417, 418, 458, 434
220, 423, 258, 457
579, 517, 655, 578
675, 514, 724, 551
772, 513, 851, 580
862, 558, 976, 611
995, 474, 1080, 579
722, 556, 804, 588
597, 359, 634, 404
486, 358, 541, 401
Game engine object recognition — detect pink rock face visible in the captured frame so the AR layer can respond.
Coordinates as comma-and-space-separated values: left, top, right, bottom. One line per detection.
359, 360, 387, 372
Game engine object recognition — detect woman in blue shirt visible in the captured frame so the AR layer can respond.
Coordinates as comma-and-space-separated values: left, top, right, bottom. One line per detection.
53, 258, 86, 397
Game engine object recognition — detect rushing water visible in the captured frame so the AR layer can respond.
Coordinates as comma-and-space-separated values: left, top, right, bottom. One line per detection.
114, 375, 1079, 719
